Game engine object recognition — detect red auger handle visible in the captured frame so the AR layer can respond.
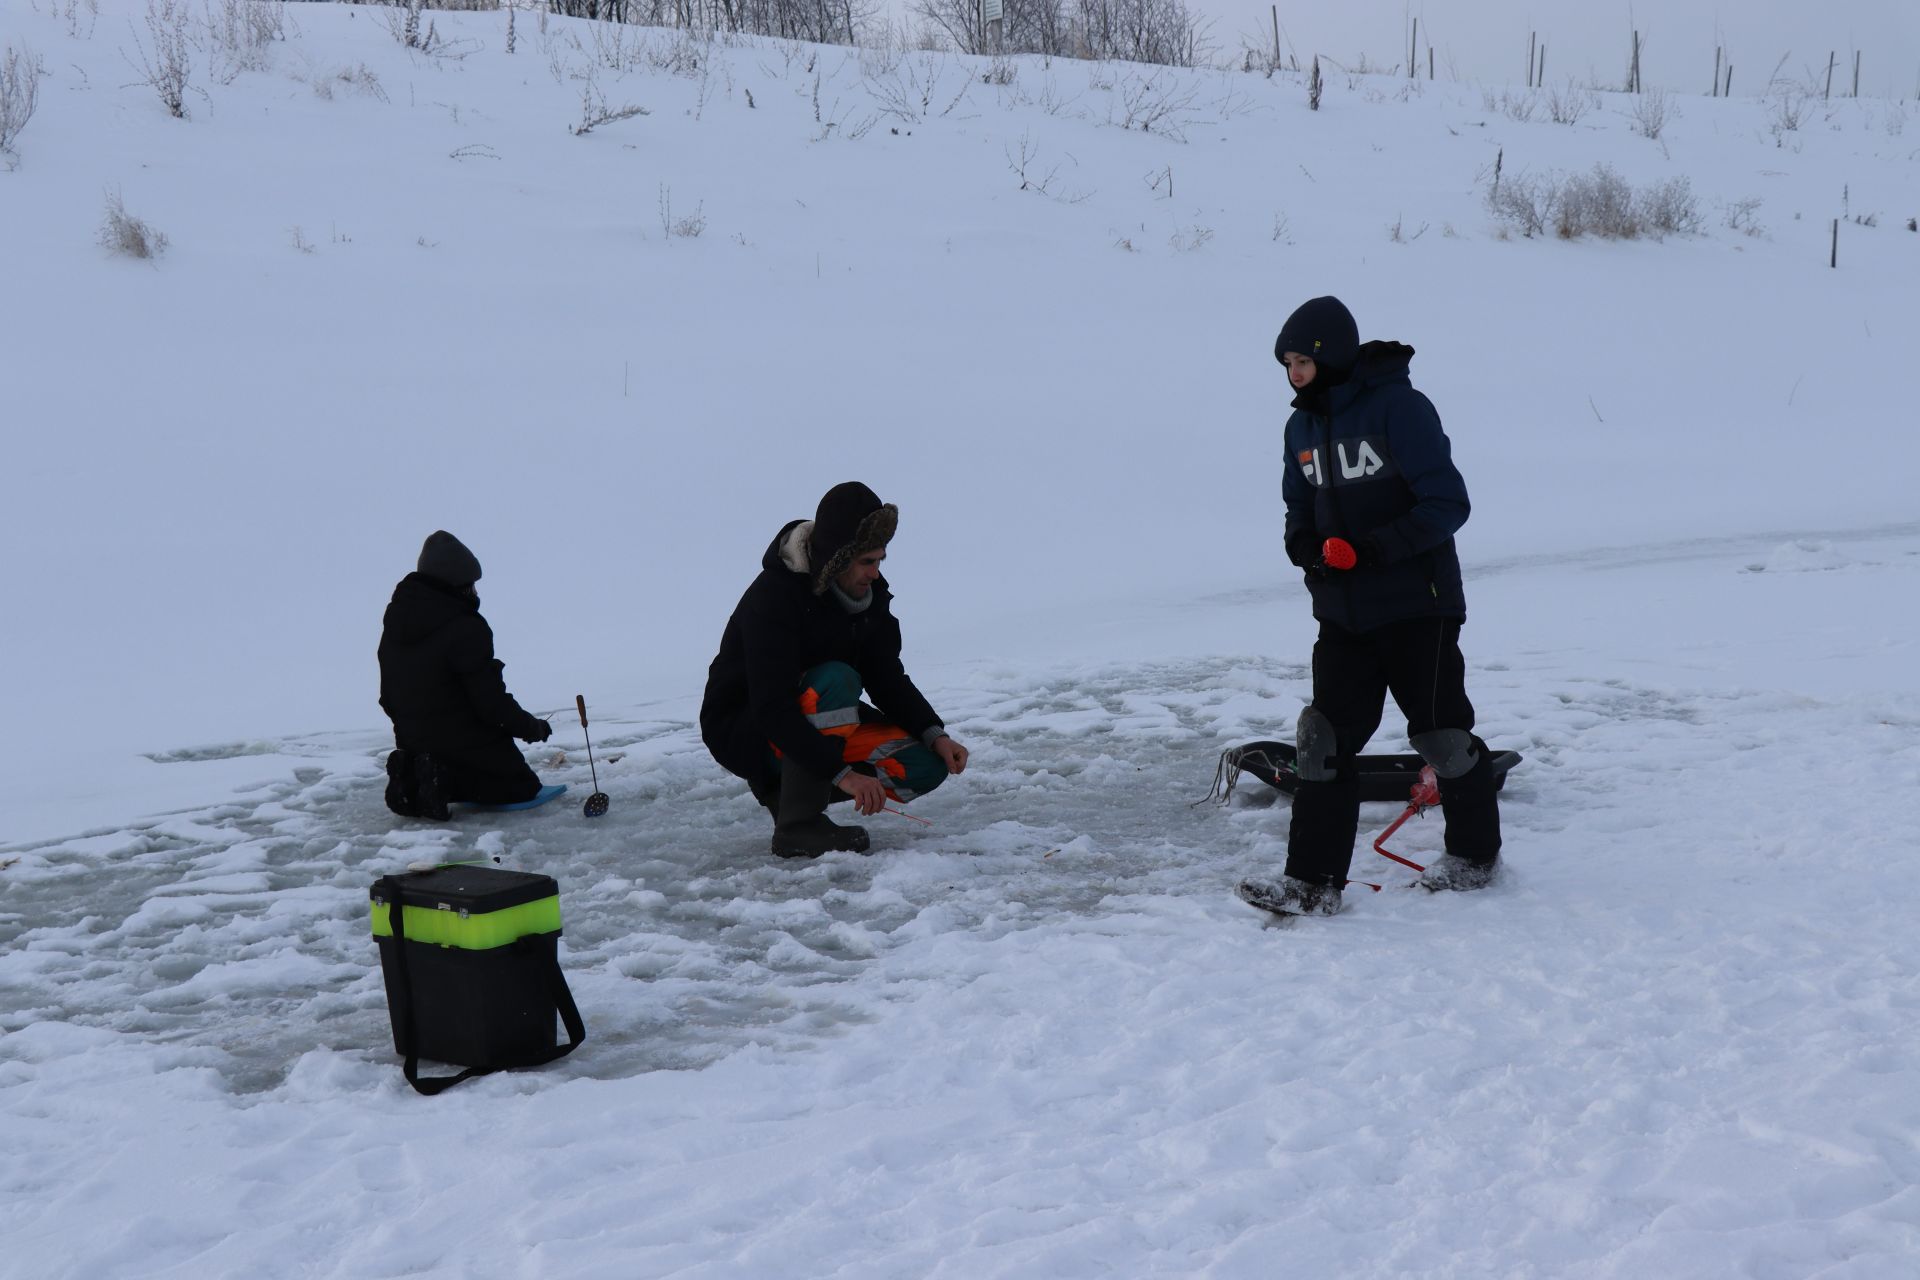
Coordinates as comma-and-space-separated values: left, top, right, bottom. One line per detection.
576, 694, 589, 729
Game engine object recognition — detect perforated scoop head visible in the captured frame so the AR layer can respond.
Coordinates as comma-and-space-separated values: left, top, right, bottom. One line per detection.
584, 792, 610, 818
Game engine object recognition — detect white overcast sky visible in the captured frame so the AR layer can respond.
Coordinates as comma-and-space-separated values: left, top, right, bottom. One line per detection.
1175, 1, 1920, 95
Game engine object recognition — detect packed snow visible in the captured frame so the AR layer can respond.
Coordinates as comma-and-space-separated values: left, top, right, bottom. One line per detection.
3, 4, 1919, 1276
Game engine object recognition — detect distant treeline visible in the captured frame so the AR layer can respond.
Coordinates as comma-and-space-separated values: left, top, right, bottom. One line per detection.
334, 0, 1211, 69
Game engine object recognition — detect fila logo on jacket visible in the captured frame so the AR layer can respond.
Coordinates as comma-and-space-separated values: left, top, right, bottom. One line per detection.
1296, 440, 1387, 486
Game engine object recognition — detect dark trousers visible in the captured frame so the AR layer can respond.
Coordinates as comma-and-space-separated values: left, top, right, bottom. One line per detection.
1285, 617, 1501, 886
400, 734, 542, 805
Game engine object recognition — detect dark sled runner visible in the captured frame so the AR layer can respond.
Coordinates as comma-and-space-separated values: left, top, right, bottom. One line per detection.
1204, 740, 1522, 805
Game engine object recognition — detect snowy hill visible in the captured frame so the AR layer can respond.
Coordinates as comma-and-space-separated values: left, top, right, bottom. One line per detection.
3, 4, 1919, 1276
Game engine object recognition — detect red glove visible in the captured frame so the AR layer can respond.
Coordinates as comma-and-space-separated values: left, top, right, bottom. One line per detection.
1321, 537, 1358, 571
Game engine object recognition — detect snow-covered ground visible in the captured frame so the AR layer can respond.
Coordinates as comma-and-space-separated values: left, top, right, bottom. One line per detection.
3, 5, 1919, 1276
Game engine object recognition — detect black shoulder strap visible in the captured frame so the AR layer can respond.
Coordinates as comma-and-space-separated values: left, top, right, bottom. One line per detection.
375, 876, 586, 1097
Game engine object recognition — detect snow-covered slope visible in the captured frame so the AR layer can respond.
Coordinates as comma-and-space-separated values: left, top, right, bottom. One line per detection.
3, 5, 1918, 1276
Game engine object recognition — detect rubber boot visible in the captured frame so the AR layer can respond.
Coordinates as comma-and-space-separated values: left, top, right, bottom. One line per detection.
412, 752, 450, 822
384, 749, 419, 817
770, 758, 869, 858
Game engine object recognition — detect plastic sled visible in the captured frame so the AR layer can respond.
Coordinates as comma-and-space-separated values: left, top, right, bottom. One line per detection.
461, 784, 568, 812
1206, 741, 1520, 805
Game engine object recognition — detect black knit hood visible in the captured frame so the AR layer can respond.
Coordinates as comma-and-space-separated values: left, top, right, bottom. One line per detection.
381, 573, 481, 646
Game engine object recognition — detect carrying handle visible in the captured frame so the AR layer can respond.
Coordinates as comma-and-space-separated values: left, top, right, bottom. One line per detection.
576, 694, 589, 729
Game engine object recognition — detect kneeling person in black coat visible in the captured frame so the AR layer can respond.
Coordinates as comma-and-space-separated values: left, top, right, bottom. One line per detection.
378, 530, 553, 820
701, 482, 969, 859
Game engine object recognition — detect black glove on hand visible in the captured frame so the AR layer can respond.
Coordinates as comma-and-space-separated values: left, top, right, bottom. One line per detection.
523, 717, 553, 744
1285, 528, 1321, 570
1323, 535, 1387, 572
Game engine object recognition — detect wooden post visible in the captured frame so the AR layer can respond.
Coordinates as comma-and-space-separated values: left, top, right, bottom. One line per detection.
1825, 52, 1835, 99
1831, 218, 1839, 268
1271, 5, 1280, 68
1714, 47, 1722, 97
1528, 32, 1536, 88
1631, 31, 1641, 93
1539, 46, 1546, 86
1724, 64, 1732, 97
1428, 47, 1434, 81
1409, 18, 1417, 79
1853, 51, 1861, 97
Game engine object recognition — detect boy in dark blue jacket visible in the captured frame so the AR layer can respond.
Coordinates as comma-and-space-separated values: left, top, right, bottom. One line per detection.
1238, 297, 1503, 918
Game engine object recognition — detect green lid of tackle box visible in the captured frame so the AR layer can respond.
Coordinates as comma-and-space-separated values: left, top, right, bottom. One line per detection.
370, 865, 561, 950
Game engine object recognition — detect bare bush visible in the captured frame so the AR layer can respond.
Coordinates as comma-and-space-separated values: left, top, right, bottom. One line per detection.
1723, 196, 1766, 236
1638, 177, 1702, 236
1005, 130, 1090, 202
1482, 88, 1537, 123
310, 62, 387, 102
126, 0, 194, 119
0, 44, 43, 162
1486, 171, 1552, 238
1555, 164, 1637, 238
100, 188, 169, 258
1487, 163, 1702, 241
1169, 224, 1212, 251
203, 0, 286, 81
866, 51, 971, 123
1630, 85, 1671, 140
1767, 86, 1808, 140
1111, 68, 1198, 139
59, 0, 101, 40
570, 69, 647, 134
1544, 81, 1593, 125
657, 184, 705, 239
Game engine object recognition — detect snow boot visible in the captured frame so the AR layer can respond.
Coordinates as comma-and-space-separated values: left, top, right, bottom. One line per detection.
384, 750, 419, 818
1418, 854, 1499, 892
412, 752, 450, 822
1237, 874, 1343, 917
770, 758, 869, 858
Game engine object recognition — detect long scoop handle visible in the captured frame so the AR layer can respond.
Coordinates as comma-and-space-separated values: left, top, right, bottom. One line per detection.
576, 694, 589, 729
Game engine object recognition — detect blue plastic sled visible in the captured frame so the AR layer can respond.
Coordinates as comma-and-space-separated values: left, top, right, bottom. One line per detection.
460, 784, 568, 812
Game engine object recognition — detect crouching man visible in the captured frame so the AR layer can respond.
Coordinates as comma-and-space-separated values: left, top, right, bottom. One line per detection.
701, 482, 968, 858
378, 530, 553, 820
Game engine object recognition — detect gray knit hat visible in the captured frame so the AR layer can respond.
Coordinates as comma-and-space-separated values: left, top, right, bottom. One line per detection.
417, 530, 482, 587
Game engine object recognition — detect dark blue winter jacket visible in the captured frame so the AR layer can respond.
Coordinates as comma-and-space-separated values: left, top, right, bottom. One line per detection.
1281, 341, 1469, 632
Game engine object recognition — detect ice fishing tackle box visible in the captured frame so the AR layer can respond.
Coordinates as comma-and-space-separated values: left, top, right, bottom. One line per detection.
370, 865, 585, 1095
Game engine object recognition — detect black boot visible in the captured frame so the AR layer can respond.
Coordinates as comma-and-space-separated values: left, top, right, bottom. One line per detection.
412, 752, 450, 822
770, 758, 869, 858
384, 749, 419, 817
1424, 742, 1500, 890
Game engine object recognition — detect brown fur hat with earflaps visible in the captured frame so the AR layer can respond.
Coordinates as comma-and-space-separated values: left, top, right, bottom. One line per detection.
808, 481, 898, 596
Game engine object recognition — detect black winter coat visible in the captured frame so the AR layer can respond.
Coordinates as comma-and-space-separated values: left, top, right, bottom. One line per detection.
378, 574, 545, 754
701, 521, 942, 790
1281, 341, 1470, 633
